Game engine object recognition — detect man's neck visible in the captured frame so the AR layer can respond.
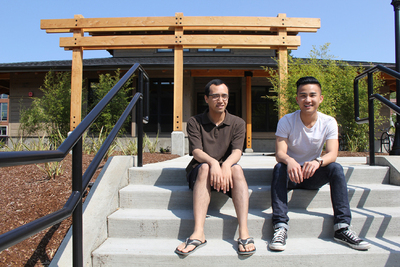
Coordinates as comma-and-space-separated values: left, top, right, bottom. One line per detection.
208, 110, 226, 126
300, 111, 318, 128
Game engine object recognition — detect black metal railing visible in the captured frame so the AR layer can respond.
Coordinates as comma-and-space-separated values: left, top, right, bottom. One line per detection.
0, 63, 149, 267
354, 64, 400, 165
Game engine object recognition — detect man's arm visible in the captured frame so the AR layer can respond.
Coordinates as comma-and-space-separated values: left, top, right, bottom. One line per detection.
192, 148, 225, 192
192, 148, 242, 194
319, 138, 338, 166
220, 148, 242, 191
275, 136, 303, 183
302, 138, 338, 179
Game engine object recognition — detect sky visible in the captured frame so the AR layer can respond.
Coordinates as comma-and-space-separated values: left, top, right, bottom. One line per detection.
0, 0, 397, 64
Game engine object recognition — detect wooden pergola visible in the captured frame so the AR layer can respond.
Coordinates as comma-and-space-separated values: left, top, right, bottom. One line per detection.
41, 13, 320, 150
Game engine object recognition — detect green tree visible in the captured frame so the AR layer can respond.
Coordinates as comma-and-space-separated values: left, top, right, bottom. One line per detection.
88, 69, 134, 134
264, 43, 385, 152
19, 71, 72, 142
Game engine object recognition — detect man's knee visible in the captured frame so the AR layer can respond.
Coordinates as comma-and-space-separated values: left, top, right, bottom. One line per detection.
231, 164, 244, 175
274, 162, 287, 172
231, 165, 247, 182
325, 162, 345, 176
273, 163, 287, 180
196, 163, 210, 182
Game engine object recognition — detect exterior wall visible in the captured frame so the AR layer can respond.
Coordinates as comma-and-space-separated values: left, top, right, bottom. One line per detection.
9, 72, 47, 136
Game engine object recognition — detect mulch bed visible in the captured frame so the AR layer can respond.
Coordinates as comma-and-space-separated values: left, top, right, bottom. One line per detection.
0, 152, 180, 267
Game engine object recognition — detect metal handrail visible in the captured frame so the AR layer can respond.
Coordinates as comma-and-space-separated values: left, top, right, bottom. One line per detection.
354, 64, 400, 165
0, 63, 149, 267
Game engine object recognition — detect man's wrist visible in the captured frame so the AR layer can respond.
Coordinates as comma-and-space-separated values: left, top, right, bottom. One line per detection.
313, 157, 323, 167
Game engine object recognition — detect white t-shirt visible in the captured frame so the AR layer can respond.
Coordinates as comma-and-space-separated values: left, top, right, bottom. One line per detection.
275, 110, 338, 165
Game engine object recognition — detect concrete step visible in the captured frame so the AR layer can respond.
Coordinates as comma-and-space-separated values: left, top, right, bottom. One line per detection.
128, 165, 389, 186
107, 207, 400, 240
92, 236, 400, 267
119, 183, 400, 211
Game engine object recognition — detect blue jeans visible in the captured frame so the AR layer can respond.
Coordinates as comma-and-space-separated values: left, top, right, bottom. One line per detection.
271, 162, 351, 231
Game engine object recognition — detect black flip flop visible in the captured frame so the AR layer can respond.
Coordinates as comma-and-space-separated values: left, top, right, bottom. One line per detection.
237, 237, 256, 256
175, 238, 207, 256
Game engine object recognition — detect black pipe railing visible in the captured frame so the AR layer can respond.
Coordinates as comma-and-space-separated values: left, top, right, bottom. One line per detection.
0, 63, 149, 267
354, 64, 400, 165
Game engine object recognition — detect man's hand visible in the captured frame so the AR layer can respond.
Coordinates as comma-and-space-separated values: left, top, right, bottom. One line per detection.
221, 163, 233, 193
286, 158, 303, 184
209, 160, 223, 191
302, 160, 320, 179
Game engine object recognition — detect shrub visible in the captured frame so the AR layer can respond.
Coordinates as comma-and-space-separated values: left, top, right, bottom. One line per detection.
19, 71, 74, 141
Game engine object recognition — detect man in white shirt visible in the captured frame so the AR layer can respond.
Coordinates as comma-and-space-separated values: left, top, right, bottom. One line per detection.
269, 76, 371, 251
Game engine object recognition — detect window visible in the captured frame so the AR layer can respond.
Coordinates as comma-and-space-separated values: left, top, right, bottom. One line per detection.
0, 94, 8, 99
252, 86, 278, 132
143, 79, 174, 133
0, 103, 7, 122
0, 126, 6, 136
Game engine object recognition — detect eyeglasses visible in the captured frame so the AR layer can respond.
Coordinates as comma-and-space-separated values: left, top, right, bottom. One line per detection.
208, 94, 229, 101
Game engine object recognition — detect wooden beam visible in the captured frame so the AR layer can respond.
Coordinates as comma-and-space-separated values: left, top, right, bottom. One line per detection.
246, 75, 252, 149
70, 15, 84, 131
59, 35, 300, 49
190, 69, 272, 77
173, 24, 184, 132
41, 15, 320, 32
41, 17, 177, 31
191, 70, 245, 77
278, 47, 288, 118
277, 16, 288, 119
0, 73, 10, 79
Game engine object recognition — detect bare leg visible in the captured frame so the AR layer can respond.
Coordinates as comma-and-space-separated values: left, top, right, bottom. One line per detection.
176, 164, 211, 253
230, 165, 255, 253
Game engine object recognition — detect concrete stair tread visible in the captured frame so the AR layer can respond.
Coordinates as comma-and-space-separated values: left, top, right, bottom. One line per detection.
122, 183, 400, 192
120, 183, 400, 210
107, 207, 400, 239
128, 164, 390, 185
92, 236, 400, 266
110, 206, 400, 220
93, 236, 400, 256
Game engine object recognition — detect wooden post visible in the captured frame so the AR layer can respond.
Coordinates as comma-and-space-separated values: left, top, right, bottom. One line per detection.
173, 13, 184, 132
245, 73, 252, 150
277, 14, 288, 118
70, 15, 84, 131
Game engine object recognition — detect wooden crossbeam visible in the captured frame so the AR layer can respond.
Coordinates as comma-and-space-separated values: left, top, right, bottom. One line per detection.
41, 15, 320, 33
190, 69, 272, 77
59, 35, 300, 49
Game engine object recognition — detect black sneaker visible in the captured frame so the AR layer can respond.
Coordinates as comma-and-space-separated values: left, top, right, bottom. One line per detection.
269, 227, 287, 251
334, 227, 371, 250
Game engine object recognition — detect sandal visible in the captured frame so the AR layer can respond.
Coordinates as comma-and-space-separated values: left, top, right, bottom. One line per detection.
175, 238, 207, 256
237, 237, 256, 255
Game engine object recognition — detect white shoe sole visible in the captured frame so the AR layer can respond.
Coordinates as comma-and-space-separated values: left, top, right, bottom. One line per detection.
268, 243, 286, 251
334, 237, 372, 250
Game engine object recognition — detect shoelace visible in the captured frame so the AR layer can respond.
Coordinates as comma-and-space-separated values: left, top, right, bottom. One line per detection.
272, 228, 286, 243
342, 229, 361, 242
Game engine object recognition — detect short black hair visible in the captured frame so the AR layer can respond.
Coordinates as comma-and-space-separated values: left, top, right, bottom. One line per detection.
296, 76, 321, 93
204, 79, 228, 96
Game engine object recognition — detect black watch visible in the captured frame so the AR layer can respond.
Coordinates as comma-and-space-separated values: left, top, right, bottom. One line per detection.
314, 157, 323, 167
